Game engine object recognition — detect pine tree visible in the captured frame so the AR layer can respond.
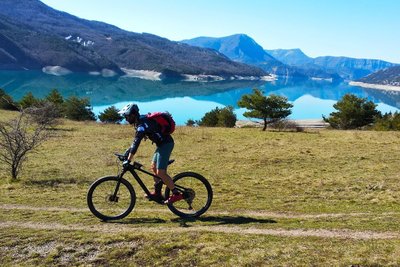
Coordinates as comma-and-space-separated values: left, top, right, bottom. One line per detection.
99, 106, 123, 123
238, 89, 293, 131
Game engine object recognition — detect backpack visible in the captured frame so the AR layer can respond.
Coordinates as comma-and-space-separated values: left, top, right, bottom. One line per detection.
147, 112, 176, 135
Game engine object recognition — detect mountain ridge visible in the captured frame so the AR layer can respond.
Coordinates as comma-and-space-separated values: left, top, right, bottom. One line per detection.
267, 48, 397, 80
182, 35, 341, 80
0, 0, 267, 79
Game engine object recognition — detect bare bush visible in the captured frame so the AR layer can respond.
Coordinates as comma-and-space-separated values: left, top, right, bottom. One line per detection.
25, 102, 60, 128
0, 112, 50, 180
269, 119, 303, 132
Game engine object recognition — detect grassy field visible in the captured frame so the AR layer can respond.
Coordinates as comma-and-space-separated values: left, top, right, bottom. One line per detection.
1, 109, 400, 266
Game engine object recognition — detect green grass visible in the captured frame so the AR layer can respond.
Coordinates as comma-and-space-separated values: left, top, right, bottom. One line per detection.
1, 110, 400, 265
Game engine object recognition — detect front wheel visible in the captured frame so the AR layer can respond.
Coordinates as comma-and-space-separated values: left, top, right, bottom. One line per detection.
165, 172, 213, 218
87, 176, 136, 221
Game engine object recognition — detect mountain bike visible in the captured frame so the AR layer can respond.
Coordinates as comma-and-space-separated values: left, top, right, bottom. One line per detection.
87, 153, 213, 220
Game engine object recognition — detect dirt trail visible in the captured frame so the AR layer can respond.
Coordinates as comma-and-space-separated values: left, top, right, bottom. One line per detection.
1, 204, 400, 240
0, 220, 398, 240
1, 204, 397, 219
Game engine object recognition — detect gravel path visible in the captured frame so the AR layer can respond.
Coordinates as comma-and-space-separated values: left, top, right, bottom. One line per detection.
1, 204, 399, 240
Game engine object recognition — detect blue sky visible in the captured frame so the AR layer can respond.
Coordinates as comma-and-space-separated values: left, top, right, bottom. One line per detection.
40, 0, 400, 63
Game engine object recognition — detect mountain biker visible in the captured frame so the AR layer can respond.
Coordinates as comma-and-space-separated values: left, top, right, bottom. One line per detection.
118, 103, 183, 204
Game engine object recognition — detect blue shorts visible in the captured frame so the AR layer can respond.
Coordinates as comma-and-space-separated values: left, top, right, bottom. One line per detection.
152, 141, 174, 170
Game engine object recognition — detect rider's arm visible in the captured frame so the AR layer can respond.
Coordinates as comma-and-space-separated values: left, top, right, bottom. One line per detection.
127, 125, 146, 161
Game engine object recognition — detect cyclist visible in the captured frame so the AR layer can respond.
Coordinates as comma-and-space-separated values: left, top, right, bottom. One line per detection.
118, 103, 183, 204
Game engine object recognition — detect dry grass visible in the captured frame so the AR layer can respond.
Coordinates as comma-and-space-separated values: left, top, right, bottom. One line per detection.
1, 110, 400, 265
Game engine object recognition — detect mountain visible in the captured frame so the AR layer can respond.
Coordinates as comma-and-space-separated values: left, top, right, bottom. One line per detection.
267, 48, 397, 80
312, 56, 397, 80
182, 34, 305, 77
266, 48, 313, 66
358, 66, 400, 86
183, 34, 276, 64
182, 35, 342, 80
0, 0, 267, 79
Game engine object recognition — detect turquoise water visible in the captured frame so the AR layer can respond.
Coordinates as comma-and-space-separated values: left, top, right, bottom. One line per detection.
1, 71, 399, 125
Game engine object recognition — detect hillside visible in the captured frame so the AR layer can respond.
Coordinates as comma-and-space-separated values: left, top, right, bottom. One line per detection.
0, 0, 267, 79
358, 65, 400, 86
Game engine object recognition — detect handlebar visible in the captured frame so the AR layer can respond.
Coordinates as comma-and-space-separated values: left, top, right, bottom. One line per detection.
114, 153, 143, 169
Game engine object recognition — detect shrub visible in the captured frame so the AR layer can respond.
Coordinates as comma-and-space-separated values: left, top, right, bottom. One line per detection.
216, 106, 237, 127
25, 102, 60, 128
0, 111, 50, 179
199, 106, 237, 128
323, 94, 381, 129
19, 92, 41, 109
0, 89, 18, 110
373, 112, 400, 131
186, 119, 197, 127
269, 119, 303, 132
45, 89, 64, 117
63, 96, 96, 121
46, 89, 64, 106
199, 107, 220, 127
99, 106, 123, 123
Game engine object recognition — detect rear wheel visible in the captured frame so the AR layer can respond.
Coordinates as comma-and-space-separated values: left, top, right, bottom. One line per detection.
165, 172, 213, 218
87, 176, 136, 221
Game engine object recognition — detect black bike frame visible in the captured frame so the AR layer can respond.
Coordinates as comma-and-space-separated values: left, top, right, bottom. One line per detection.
117, 164, 185, 197
117, 166, 157, 196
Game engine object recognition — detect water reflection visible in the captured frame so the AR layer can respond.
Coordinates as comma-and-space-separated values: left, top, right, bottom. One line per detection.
1, 71, 399, 124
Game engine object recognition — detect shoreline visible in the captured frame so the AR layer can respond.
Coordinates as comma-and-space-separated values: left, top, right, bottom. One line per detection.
40, 66, 277, 82
235, 119, 329, 129
349, 81, 400, 92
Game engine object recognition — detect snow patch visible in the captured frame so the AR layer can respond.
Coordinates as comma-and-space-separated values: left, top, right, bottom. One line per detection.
311, 77, 333, 82
88, 69, 117, 77
101, 69, 117, 77
42, 66, 72, 76
261, 74, 277, 81
65, 35, 95, 47
121, 68, 162, 81
182, 74, 225, 82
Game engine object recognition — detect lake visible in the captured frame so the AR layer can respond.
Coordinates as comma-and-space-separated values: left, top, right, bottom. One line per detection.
1, 70, 399, 125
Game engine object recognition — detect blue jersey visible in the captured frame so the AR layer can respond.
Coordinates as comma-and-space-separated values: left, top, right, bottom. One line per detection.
128, 115, 173, 155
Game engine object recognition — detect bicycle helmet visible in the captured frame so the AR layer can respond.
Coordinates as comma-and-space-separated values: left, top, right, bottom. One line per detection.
118, 103, 139, 117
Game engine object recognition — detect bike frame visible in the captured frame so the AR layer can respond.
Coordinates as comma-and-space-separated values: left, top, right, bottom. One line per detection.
116, 162, 185, 200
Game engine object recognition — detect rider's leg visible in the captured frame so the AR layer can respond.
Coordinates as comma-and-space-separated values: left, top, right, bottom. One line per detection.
156, 169, 175, 191
151, 158, 163, 196
157, 168, 183, 204
154, 142, 180, 195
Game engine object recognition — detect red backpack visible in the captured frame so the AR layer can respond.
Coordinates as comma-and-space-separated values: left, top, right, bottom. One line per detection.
147, 112, 176, 135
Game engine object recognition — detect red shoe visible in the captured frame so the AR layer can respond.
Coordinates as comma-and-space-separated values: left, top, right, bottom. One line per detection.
164, 193, 183, 204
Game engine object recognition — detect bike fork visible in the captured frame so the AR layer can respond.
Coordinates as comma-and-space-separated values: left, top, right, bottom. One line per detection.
110, 171, 125, 202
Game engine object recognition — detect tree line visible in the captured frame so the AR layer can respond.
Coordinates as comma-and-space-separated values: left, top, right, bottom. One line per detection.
2, 88, 399, 130
1, 88, 96, 121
